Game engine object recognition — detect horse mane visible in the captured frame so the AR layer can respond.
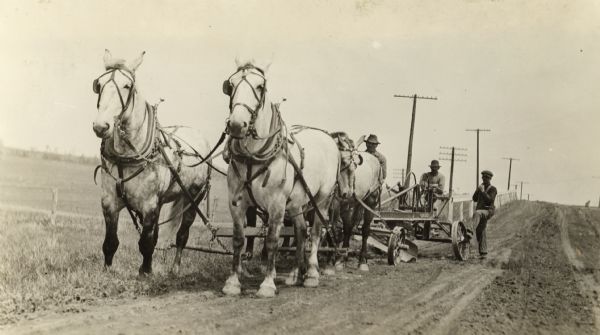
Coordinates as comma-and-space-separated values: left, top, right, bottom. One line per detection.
237, 61, 265, 74
330, 131, 355, 150
104, 58, 130, 71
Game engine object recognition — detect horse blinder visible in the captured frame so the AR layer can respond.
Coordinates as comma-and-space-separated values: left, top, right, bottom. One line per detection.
357, 153, 363, 166
93, 78, 100, 94
222, 80, 233, 96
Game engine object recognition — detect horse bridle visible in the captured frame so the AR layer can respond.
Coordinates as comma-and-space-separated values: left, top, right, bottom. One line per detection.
93, 67, 137, 127
339, 147, 361, 173
222, 64, 267, 139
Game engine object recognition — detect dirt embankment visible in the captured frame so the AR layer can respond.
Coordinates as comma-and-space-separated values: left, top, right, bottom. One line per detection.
3, 201, 600, 335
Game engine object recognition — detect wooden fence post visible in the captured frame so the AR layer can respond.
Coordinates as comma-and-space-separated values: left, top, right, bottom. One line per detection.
50, 188, 58, 225
468, 200, 474, 219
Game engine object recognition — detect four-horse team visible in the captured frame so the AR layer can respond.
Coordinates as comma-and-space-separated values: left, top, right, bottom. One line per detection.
91, 50, 496, 298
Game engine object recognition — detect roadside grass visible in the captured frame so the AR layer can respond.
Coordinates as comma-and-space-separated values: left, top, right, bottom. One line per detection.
0, 209, 232, 325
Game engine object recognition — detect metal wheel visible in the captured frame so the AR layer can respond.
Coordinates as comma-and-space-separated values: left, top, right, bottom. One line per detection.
387, 228, 418, 265
451, 221, 470, 261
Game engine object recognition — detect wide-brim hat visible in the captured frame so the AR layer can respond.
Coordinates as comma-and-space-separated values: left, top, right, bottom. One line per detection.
429, 160, 441, 168
365, 134, 380, 144
481, 170, 493, 177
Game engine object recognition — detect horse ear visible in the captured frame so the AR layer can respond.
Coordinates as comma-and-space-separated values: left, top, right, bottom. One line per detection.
103, 49, 112, 68
128, 51, 146, 72
234, 57, 242, 68
262, 62, 272, 74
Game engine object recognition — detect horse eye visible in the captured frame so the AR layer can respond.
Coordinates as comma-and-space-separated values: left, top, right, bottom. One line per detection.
257, 84, 264, 91
123, 84, 131, 89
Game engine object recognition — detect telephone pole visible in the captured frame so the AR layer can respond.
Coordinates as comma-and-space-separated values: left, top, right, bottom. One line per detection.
439, 146, 467, 197
502, 157, 520, 191
517, 181, 529, 200
394, 94, 437, 186
466, 128, 491, 188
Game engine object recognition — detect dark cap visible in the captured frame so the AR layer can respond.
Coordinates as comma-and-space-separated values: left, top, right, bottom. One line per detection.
429, 160, 441, 168
481, 170, 493, 177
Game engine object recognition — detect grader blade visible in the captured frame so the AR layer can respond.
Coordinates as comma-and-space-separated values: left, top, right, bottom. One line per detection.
399, 239, 418, 263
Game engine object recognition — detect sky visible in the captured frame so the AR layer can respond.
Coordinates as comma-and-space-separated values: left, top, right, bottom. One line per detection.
1, 0, 599, 205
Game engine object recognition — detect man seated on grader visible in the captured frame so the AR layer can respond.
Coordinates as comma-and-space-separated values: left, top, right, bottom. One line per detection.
419, 159, 446, 213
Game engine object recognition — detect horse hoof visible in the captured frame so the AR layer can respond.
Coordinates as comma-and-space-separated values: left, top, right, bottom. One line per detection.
303, 277, 319, 288
359, 263, 369, 272
222, 283, 241, 296
256, 285, 277, 298
138, 266, 153, 277
285, 269, 302, 286
322, 267, 335, 276
335, 262, 345, 271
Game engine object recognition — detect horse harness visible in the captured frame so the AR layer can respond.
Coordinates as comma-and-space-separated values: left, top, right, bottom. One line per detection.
223, 65, 362, 248
93, 66, 219, 234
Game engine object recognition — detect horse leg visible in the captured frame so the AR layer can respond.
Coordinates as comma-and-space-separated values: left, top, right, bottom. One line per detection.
359, 205, 374, 272
222, 203, 248, 296
335, 203, 354, 271
256, 207, 285, 298
138, 205, 161, 276
172, 189, 204, 275
304, 203, 328, 288
244, 206, 257, 259
285, 210, 307, 286
101, 200, 120, 270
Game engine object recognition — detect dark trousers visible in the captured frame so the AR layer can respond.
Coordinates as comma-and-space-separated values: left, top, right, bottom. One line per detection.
470, 209, 492, 255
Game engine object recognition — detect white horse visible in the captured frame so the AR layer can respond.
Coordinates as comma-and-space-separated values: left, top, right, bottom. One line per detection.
92, 50, 211, 275
220, 61, 358, 297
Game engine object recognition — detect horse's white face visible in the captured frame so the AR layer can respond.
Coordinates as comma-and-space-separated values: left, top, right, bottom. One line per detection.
223, 65, 267, 138
92, 50, 144, 139
336, 139, 361, 198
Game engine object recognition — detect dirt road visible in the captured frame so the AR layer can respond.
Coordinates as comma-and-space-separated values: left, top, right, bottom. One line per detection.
3, 201, 600, 335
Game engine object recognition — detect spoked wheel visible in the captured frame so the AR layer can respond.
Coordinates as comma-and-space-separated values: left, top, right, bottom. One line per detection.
387, 228, 418, 265
451, 221, 471, 261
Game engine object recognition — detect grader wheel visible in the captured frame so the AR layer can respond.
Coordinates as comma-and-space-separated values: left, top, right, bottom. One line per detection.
451, 221, 471, 261
387, 228, 418, 265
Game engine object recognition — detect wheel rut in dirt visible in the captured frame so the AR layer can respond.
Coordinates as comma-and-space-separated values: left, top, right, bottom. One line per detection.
454, 202, 597, 335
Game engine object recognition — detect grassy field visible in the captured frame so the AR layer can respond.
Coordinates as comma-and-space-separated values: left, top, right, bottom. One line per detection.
0, 208, 237, 325
0, 154, 231, 220
0, 154, 238, 325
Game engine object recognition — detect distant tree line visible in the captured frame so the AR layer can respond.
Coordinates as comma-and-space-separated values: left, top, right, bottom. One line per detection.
0, 146, 99, 165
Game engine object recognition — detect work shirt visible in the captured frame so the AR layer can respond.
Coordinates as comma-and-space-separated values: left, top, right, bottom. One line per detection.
366, 150, 387, 180
419, 172, 446, 195
472, 184, 498, 212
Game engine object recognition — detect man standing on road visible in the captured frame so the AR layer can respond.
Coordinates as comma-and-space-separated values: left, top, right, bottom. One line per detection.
469, 170, 497, 259
365, 134, 387, 180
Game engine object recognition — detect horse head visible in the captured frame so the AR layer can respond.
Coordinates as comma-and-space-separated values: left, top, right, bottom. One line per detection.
92, 49, 145, 139
331, 132, 362, 199
222, 60, 271, 139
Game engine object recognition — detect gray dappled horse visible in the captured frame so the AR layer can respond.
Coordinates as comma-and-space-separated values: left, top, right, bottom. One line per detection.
92, 50, 211, 275
220, 61, 359, 297
333, 151, 383, 271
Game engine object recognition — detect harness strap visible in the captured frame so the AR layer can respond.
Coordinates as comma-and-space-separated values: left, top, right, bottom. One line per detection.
156, 138, 210, 226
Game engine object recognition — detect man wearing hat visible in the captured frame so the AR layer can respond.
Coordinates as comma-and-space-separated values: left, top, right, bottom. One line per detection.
365, 134, 387, 180
419, 160, 445, 196
469, 170, 498, 259
419, 160, 446, 214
